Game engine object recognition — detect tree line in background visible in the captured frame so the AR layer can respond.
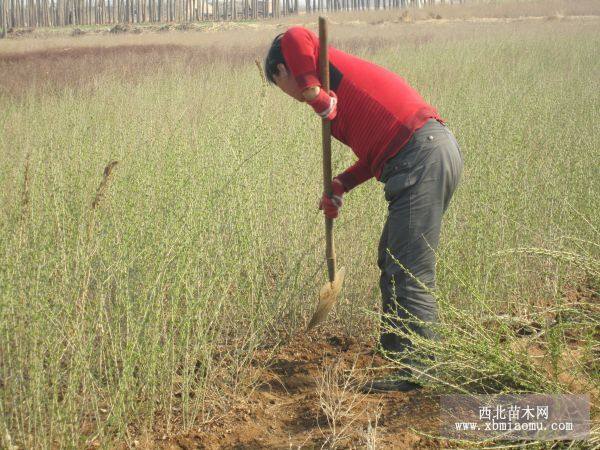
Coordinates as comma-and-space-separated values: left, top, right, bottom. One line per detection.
0, 0, 461, 36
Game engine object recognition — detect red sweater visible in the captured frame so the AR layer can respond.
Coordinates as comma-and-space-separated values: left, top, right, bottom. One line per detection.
281, 26, 441, 190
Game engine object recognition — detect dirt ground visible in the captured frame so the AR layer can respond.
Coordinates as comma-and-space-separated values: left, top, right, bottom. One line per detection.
2, 4, 597, 447
157, 330, 448, 449
146, 283, 599, 450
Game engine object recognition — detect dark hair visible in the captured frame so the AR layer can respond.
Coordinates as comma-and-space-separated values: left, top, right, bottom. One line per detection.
264, 33, 286, 85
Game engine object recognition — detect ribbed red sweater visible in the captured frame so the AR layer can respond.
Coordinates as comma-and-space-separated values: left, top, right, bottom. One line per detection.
281, 26, 442, 190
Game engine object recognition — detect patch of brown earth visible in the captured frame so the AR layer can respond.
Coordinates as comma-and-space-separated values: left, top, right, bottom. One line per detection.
157, 330, 448, 449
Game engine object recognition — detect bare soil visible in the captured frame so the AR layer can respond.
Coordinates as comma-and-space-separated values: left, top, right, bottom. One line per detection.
157, 330, 448, 449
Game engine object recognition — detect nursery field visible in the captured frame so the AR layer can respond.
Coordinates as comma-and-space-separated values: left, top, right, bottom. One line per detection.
1, 1, 599, 448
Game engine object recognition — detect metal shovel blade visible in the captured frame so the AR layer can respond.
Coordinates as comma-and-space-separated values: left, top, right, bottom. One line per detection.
307, 267, 346, 331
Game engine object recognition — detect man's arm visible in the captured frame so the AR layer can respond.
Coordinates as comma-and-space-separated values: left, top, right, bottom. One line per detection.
281, 27, 337, 120
281, 26, 320, 89
320, 160, 371, 219
336, 159, 373, 192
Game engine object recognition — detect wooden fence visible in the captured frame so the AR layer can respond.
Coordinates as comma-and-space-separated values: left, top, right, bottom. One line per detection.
0, 0, 462, 37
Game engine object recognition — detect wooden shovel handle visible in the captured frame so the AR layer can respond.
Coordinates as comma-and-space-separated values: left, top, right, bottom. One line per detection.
319, 17, 336, 283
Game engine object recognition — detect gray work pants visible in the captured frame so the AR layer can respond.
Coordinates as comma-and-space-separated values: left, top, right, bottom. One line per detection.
378, 119, 463, 367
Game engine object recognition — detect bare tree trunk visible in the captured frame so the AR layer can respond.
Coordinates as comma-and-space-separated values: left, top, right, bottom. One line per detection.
0, 0, 470, 29
1, 0, 6, 37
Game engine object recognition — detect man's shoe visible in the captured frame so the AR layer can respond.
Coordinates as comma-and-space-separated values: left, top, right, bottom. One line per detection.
361, 377, 422, 394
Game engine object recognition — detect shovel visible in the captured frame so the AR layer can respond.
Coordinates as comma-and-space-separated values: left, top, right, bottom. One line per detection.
307, 17, 346, 331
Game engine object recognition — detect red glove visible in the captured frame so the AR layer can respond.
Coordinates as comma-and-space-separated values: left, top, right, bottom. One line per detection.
307, 89, 337, 121
319, 178, 346, 219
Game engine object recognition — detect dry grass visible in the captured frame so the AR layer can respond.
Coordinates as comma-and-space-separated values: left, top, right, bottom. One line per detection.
0, 1, 598, 447
90, 160, 118, 211
0, 43, 260, 98
2, 0, 599, 99
19, 153, 30, 224
315, 358, 382, 448
2, 0, 599, 53
87, 160, 119, 242
2, 16, 598, 99
377, 0, 600, 21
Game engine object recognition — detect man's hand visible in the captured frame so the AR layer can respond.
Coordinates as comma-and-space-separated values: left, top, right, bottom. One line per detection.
301, 86, 320, 102
319, 178, 346, 219
305, 87, 337, 121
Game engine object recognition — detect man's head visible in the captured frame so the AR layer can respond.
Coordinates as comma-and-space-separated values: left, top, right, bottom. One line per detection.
264, 34, 304, 102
